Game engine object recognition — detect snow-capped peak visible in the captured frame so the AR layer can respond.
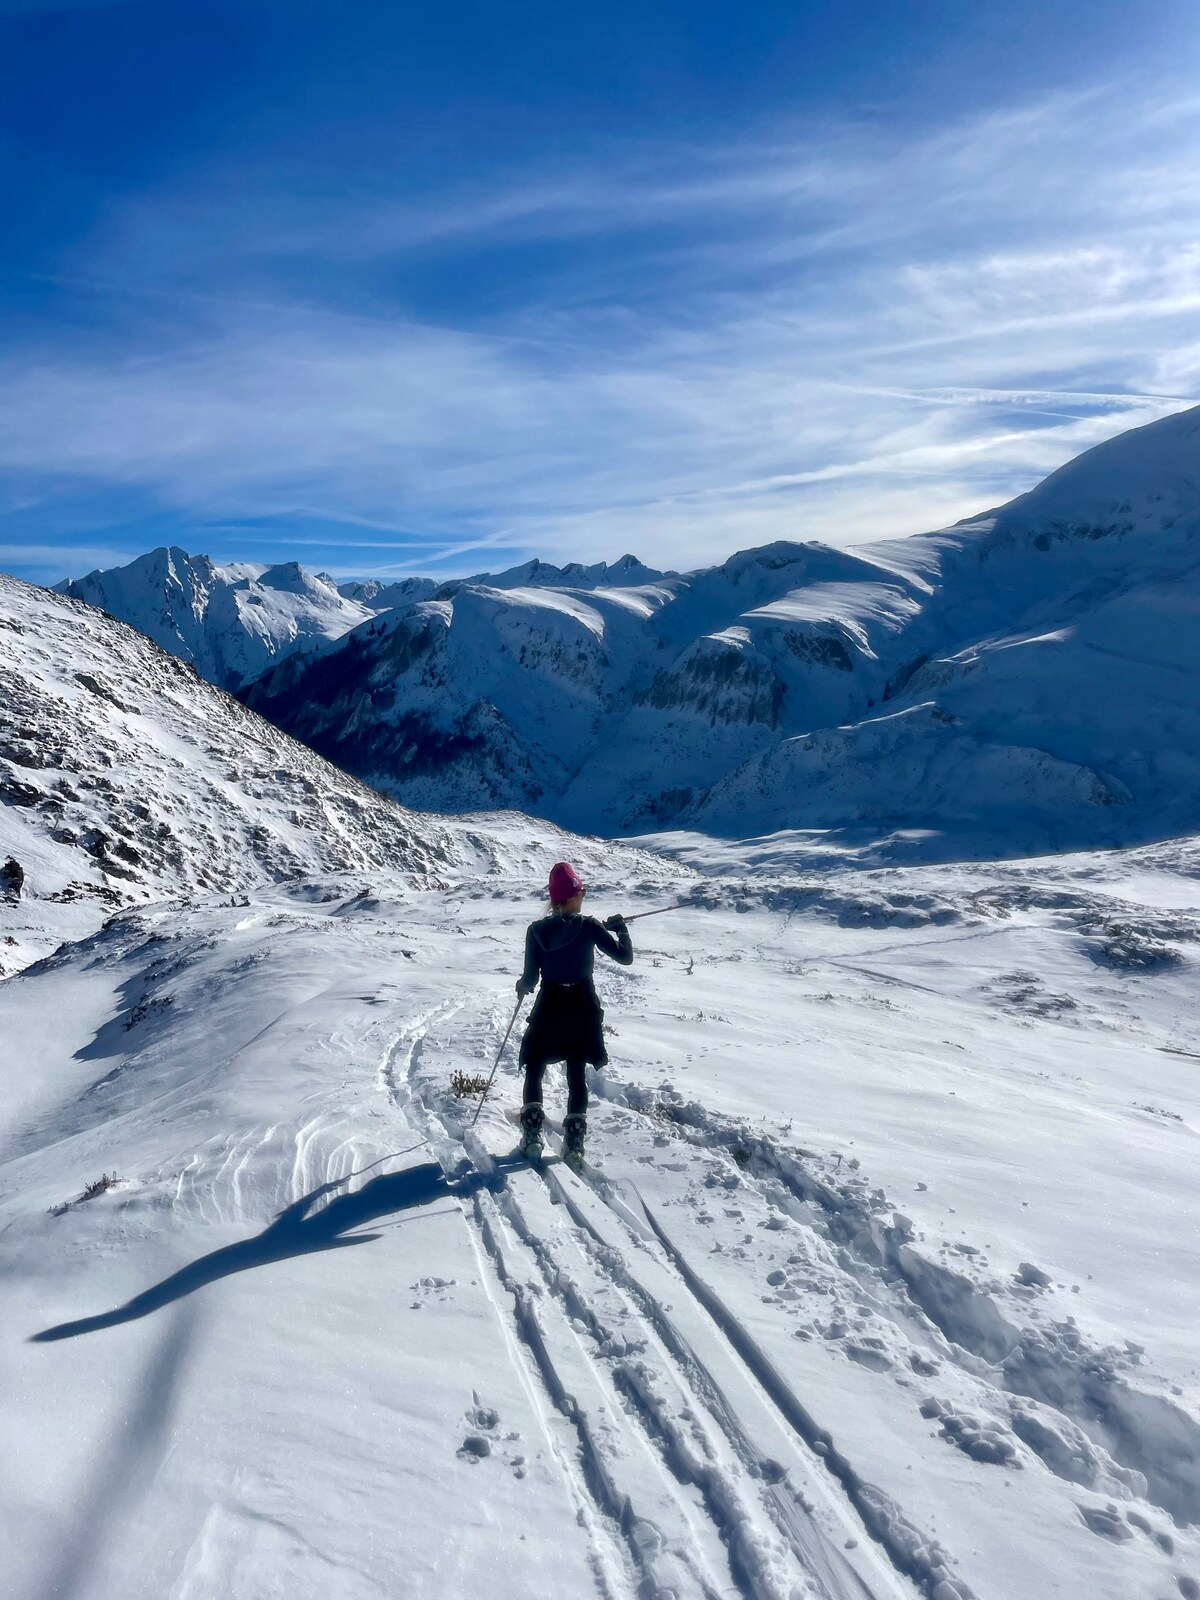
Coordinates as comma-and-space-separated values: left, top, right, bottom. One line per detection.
242, 404, 1200, 855
57, 546, 384, 692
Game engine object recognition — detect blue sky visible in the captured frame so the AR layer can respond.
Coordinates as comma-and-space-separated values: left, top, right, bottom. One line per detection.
2, 1, 1199, 585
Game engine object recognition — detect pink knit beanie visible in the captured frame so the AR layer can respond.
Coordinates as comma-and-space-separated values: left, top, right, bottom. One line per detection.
548, 861, 584, 905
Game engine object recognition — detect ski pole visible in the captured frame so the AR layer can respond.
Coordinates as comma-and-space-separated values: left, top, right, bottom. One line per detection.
469, 993, 525, 1127
620, 901, 691, 923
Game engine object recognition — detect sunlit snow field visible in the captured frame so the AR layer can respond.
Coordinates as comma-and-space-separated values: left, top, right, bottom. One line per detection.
3, 828, 1199, 1600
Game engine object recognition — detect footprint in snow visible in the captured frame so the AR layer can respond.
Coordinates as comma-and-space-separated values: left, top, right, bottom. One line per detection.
458, 1400, 526, 1476
1125, 1509, 1174, 1556
845, 1338, 893, 1372
1077, 1503, 1132, 1542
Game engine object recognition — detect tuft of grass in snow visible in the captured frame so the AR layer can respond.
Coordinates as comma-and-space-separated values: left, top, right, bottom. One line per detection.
49, 1171, 125, 1216
449, 1070, 492, 1099
81, 1171, 123, 1200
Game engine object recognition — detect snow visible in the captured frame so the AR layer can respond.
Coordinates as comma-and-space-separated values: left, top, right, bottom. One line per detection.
56, 547, 390, 692
744, 581, 921, 642
4, 836, 1200, 1600
0, 570, 672, 972
0, 571, 455, 971
439, 554, 670, 595
53, 548, 669, 700
239, 405, 1200, 849
4, 547, 1200, 1598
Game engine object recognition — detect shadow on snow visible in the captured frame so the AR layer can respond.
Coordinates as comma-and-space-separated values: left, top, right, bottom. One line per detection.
30, 1154, 521, 1343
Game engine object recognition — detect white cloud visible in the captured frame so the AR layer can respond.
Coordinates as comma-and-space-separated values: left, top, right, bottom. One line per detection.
2, 79, 1199, 579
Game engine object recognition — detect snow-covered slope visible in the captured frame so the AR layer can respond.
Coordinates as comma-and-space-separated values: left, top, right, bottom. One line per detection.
0, 570, 684, 976
56, 547, 390, 692
4, 835, 1200, 1600
697, 407, 1200, 849
53, 547, 658, 694
6, 503, 1200, 1599
0, 571, 457, 972
335, 575, 438, 610
244, 406, 1200, 855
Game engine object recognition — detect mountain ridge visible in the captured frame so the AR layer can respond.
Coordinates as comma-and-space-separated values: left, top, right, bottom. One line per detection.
31, 405, 1200, 856
54, 547, 401, 692
53, 547, 671, 693
237, 406, 1200, 853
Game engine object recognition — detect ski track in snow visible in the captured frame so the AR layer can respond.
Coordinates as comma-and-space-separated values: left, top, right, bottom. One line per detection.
4, 872, 1200, 1600
381, 956, 1200, 1600
391, 994, 958, 1600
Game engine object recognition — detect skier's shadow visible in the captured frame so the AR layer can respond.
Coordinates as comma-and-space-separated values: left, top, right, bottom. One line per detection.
29, 1155, 523, 1343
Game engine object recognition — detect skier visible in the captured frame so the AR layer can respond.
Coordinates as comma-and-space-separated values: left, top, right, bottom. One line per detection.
515, 860, 633, 1166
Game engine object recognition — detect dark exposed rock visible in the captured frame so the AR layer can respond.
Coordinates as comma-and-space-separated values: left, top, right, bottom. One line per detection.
73, 672, 137, 713
636, 651, 784, 728
1, 775, 42, 807
782, 632, 854, 672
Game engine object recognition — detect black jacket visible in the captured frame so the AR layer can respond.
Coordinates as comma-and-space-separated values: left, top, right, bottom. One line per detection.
520, 912, 633, 993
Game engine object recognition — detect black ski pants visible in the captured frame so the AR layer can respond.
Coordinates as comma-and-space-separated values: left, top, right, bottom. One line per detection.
523, 1059, 587, 1120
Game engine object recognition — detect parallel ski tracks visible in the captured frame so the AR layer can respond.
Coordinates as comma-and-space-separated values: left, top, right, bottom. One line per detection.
382, 999, 946, 1600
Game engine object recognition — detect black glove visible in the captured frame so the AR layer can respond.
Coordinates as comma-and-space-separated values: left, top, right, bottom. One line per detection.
603, 913, 627, 931
515, 977, 535, 998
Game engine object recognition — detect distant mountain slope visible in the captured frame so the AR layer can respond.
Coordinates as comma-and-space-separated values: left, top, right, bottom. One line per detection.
0, 571, 457, 971
56, 547, 395, 692
242, 405, 1200, 854
53, 548, 663, 694
434, 552, 667, 595
335, 576, 438, 611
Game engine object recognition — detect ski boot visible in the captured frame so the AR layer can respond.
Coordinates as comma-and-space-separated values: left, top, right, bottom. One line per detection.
562, 1113, 587, 1170
517, 1102, 545, 1162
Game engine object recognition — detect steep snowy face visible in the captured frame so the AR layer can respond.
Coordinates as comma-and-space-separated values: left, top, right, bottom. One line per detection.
243, 600, 543, 812
244, 541, 918, 829
984, 403, 1200, 554
57, 547, 383, 691
239, 548, 897, 828
55, 547, 663, 691
0, 572, 455, 972
243, 584, 644, 812
733, 403, 1200, 855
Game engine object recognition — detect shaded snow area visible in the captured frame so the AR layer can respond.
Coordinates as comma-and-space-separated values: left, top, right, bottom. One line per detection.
236, 405, 1200, 853
4, 839, 1199, 1600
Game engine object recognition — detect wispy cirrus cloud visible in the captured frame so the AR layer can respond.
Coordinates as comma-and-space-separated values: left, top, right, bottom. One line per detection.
1, 78, 1198, 583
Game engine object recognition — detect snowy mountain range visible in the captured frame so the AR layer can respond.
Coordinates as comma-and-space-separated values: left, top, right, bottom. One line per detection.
41, 406, 1200, 857
55, 548, 665, 695
54, 549, 431, 692
0, 571, 448, 972
5, 424, 1200, 1600
0, 570, 678, 975
237, 406, 1200, 855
